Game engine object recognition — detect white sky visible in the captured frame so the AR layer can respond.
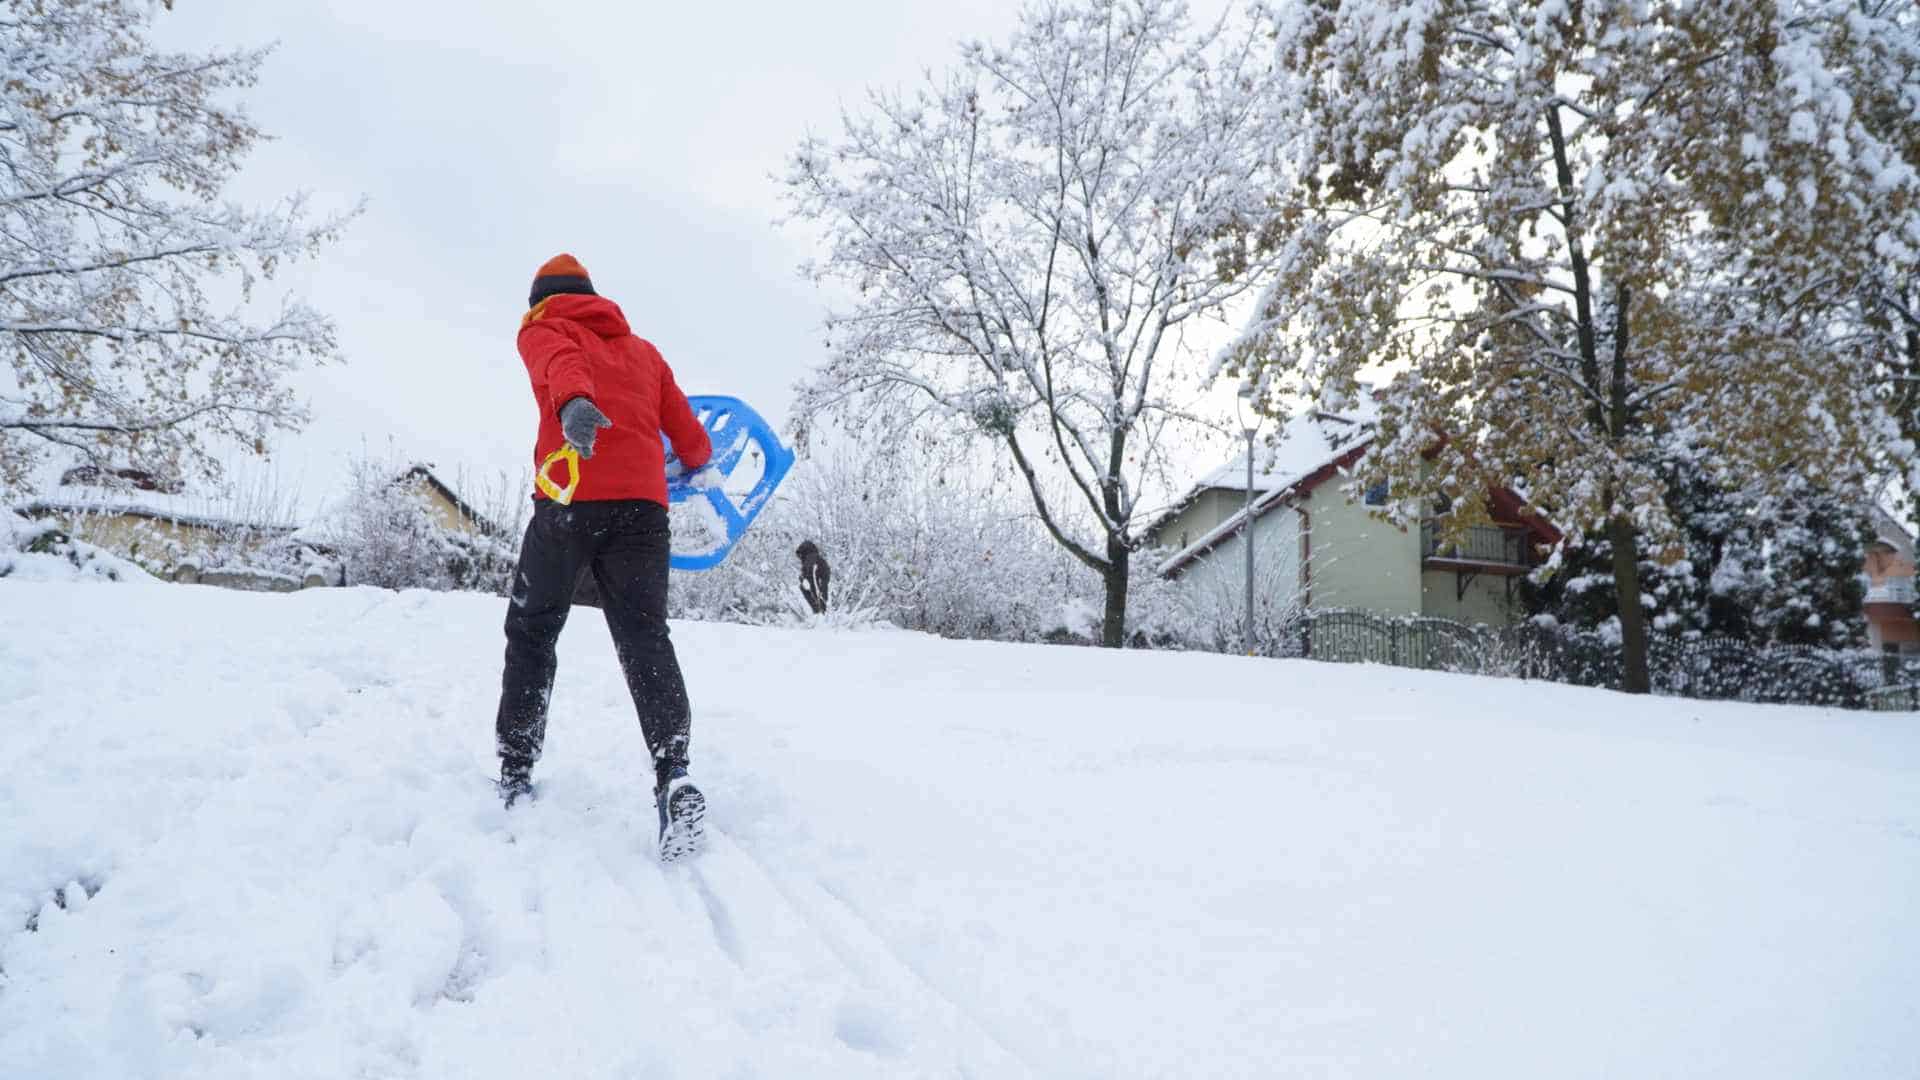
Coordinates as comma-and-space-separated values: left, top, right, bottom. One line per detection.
149, 0, 1040, 513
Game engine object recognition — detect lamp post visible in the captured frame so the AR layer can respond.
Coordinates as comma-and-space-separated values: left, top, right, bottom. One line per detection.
1235, 386, 1259, 655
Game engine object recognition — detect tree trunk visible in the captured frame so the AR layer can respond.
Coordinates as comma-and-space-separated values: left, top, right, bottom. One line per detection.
1100, 536, 1130, 648
1607, 514, 1652, 693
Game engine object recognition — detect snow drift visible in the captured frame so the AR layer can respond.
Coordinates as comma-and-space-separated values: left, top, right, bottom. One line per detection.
1, 581, 1916, 1078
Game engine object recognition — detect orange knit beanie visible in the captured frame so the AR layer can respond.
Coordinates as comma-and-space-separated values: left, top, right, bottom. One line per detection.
529, 253, 595, 307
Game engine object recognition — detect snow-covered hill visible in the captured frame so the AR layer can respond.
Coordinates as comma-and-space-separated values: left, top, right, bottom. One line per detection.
2, 581, 1917, 1079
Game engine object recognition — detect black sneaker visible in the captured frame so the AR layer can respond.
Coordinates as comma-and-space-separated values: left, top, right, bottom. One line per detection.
499, 764, 534, 809
655, 767, 707, 862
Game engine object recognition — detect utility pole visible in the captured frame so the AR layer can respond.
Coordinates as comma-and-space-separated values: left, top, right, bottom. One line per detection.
1236, 387, 1260, 656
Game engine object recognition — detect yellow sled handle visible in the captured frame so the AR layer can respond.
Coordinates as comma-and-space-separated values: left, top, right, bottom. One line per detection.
536, 444, 582, 505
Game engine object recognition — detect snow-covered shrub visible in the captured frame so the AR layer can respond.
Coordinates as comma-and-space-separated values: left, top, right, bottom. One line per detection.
306, 452, 524, 594
1524, 444, 1869, 651
669, 447, 1086, 641
1133, 534, 1311, 657
30, 469, 319, 585
0, 510, 153, 583
313, 457, 504, 592
325, 460, 454, 590
441, 528, 520, 596
441, 466, 532, 593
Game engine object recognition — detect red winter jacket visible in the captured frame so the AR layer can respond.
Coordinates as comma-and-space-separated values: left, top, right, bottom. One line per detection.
518, 293, 712, 505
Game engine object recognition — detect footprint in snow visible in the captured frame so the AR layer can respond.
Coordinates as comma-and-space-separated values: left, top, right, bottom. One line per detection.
833, 997, 909, 1058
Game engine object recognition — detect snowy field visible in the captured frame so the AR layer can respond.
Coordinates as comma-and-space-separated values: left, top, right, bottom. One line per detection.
2, 580, 1917, 1079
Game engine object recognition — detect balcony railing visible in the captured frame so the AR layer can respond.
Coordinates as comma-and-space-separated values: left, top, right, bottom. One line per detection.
1421, 523, 1530, 568
1866, 578, 1917, 605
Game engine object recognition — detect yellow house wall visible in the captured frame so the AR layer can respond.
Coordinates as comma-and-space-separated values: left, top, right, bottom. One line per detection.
1150, 488, 1245, 553
1177, 502, 1302, 602
1419, 567, 1525, 626
1303, 485, 1421, 616
408, 479, 477, 534
57, 512, 237, 571
1159, 457, 1538, 628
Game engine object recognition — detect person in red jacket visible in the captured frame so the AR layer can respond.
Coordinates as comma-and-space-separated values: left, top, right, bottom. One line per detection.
495, 254, 714, 861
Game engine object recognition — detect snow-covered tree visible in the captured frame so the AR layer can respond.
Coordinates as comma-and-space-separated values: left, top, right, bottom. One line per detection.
1528, 438, 1870, 649
781, 0, 1291, 647
320, 456, 516, 594
1, 1, 350, 496
1871, 273, 1920, 486
324, 458, 456, 591
1845, 1, 1920, 509
1234, 0, 1920, 690
672, 439, 1089, 641
1746, 476, 1871, 648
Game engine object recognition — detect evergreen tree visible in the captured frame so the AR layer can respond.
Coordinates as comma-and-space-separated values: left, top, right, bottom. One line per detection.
1529, 441, 1869, 650
1749, 476, 1871, 648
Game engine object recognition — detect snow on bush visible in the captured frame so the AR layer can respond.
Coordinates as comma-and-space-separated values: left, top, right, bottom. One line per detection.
1131, 534, 1310, 657
0, 509, 153, 583
48, 473, 332, 586
671, 448, 1090, 641
319, 456, 517, 594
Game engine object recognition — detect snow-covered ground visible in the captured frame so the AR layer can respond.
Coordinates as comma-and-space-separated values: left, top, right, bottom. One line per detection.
2, 580, 1917, 1079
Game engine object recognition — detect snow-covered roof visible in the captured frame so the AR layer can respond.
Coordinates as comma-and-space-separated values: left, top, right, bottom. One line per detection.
1872, 477, 1914, 547
289, 462, 505, 545
398, 463, 500, 535
1151, 409, 1376, 576
14, 458, 301, 534
1195, 408, 1373, 494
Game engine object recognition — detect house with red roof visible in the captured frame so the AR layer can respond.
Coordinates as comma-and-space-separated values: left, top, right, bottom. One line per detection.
1144, 408, 1561, 627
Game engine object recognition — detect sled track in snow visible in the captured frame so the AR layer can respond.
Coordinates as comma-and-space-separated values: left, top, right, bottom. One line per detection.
688, 827, 1039, 1077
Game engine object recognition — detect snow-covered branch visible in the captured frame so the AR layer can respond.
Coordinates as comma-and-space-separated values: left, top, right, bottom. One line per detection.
1, 2, 354, 494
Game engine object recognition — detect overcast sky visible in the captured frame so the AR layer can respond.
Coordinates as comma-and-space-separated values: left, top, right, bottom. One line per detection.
149, 0, 1040, 512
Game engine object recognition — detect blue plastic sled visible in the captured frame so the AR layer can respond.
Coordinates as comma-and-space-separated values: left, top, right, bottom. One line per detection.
664, 395, 794, 571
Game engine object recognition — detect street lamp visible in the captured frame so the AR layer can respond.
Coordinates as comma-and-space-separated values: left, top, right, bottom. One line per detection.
1235, 386, 1260, 656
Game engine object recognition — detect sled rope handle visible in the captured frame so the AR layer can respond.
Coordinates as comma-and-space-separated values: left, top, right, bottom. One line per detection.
535, 444, 581, 505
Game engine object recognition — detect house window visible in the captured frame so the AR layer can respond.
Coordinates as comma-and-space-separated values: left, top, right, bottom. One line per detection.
1363, 480, 1388, 506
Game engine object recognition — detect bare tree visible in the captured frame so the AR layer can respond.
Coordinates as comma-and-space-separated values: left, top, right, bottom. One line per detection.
782, 0, 1291, 646
671, 439, 1088, 641
1, 0, 353, 494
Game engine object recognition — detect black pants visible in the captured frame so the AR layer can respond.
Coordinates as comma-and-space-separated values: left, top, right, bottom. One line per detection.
495, 499, 690, 788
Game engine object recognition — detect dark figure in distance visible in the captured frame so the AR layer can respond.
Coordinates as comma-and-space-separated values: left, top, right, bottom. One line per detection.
797, 540, 830, 615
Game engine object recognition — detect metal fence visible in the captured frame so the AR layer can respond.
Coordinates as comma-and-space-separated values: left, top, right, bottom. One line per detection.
1284, 609, 1920, 712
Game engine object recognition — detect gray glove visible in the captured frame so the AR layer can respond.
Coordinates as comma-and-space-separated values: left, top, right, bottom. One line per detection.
559, 397, 612, 459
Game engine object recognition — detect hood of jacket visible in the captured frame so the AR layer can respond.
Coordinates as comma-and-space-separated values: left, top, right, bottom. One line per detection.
522, 292, 632, 338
